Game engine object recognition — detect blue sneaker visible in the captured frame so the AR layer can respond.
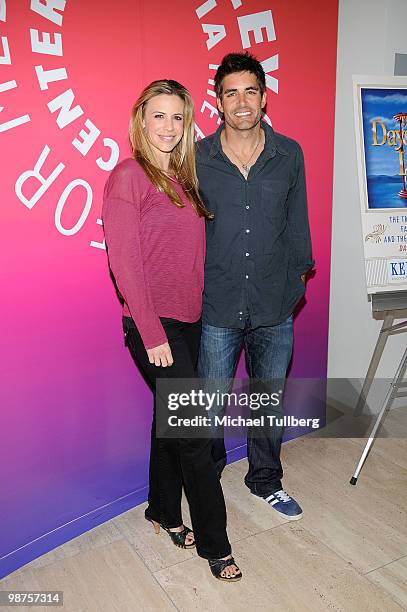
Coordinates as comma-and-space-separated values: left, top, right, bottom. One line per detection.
253, 489, 303, 520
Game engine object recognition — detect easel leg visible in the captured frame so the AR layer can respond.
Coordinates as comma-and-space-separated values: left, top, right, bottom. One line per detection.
354, 312, 394, 416
350, 346, 407, 485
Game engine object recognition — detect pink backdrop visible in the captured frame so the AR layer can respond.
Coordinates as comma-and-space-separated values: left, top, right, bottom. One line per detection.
0, 0, 338, 577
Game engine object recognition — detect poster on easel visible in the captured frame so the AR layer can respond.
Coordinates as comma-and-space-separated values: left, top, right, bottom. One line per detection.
354, 75, 407, 293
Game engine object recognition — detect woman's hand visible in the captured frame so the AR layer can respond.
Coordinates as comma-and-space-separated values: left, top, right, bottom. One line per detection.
147, 342, 174, 367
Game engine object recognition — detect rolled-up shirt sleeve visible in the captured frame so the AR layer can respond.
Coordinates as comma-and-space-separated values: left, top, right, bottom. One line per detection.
102, 165, 167, 350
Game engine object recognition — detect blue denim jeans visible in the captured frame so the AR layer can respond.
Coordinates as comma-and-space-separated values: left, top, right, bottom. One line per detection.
197, 315, 293, 495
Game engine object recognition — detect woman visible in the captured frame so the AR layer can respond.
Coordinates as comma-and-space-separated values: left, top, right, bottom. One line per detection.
102, 80, 241, 581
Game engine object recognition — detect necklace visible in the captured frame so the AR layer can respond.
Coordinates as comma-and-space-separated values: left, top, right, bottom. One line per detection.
222, 131, 262, 172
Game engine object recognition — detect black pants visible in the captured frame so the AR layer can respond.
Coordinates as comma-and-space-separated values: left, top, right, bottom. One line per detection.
123, 316, 231, 560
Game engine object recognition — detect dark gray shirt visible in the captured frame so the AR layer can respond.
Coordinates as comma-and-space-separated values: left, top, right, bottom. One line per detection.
196, 122, 314, 329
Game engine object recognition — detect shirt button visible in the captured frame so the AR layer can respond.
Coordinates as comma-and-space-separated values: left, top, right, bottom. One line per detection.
245, 252, 249, 257
246, 205, 250, 210
245, 274, 249, 279
239, 311, 243, 315
246, 229, 250, 233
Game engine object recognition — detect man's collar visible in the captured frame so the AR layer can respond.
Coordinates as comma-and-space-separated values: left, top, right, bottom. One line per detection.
208, 120, 289, 158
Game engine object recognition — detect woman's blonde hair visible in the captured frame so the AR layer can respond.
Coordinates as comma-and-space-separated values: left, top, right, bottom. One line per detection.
129, 79, 213, 219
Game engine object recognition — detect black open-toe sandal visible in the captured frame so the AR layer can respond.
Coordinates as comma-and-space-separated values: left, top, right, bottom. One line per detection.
208, 556, 242, 582
145, 516, 195, 549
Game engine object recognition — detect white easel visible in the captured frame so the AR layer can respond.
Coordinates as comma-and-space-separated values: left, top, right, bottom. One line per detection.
350, 291, 407, 484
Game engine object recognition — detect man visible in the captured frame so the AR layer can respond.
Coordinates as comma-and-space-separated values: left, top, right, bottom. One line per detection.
196, 52, 314, 520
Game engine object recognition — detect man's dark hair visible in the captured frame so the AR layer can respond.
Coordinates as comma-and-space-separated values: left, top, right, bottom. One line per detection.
214, 52, 266, 98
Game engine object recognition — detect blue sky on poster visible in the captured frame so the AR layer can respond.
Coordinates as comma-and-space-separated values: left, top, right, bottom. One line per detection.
361, 87, 407, 176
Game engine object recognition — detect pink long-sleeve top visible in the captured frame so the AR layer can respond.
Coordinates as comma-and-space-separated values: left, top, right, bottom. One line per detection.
102, 158, 205, 349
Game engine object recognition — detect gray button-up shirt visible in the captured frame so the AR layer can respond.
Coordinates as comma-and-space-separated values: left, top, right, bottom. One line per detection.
196, 122, 314, 328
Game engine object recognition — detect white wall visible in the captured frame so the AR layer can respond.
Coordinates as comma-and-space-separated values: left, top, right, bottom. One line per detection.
328, 0, 407, 397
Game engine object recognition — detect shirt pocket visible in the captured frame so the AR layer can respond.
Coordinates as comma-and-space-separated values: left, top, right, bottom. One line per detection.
261, 179, 290, 254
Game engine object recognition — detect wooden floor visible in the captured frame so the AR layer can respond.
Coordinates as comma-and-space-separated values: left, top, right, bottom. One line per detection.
2, 407, 407, 611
